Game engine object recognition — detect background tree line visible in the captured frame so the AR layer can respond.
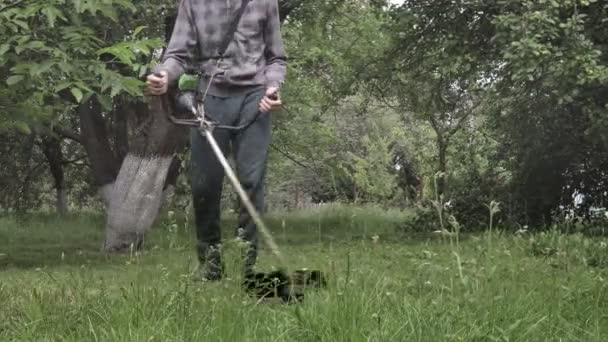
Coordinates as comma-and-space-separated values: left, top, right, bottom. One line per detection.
1, 0, 607, 244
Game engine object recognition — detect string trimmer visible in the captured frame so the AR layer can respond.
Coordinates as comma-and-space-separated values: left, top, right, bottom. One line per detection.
157, 72, 326, 303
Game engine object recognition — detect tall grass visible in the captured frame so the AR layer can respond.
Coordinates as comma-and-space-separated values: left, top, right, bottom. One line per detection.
0, 205, 607, 341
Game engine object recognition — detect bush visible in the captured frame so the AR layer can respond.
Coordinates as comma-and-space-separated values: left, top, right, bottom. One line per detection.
396, 205, 441, 233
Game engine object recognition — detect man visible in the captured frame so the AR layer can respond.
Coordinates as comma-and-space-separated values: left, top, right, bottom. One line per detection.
146, 0, 286, 281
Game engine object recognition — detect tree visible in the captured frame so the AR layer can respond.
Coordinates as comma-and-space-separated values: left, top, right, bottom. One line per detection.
488, 0, 608, 225
367, 1, 498, 199
0, 0, 177, 247
381, 0, 608, 226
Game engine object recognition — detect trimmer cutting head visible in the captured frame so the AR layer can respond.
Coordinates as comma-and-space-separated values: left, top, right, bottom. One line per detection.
243, 269, 327, 304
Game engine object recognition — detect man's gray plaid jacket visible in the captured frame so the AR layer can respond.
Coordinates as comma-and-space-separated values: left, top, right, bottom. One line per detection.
157, 0, 287, 96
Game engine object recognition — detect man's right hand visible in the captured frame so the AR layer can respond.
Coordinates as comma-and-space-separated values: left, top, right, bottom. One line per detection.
146, 71, 168, 95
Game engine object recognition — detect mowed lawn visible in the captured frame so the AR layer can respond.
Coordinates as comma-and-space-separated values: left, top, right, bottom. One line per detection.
1, 205, 607, 341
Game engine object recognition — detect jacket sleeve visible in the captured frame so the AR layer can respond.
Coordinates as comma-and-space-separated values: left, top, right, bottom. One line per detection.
155, 0, 198, 85
263, 0, 287, 89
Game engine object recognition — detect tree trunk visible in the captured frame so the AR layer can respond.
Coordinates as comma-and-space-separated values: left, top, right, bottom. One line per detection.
295, 182, 300, 209
436, 139, 448, 198
41, 136, 68, 215
112, 100, 129, 162
103, 95, 186, 252
15, 134, 36, 212
78, 96, 121, 206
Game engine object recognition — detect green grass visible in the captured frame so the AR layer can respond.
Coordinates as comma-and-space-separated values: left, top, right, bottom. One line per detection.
1, 204, 607, 341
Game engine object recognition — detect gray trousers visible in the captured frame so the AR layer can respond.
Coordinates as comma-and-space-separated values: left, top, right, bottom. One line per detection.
190, 87, 270, 274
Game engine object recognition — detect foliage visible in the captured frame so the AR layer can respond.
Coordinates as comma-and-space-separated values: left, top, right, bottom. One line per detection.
266, 0, 400, 207
1, 0, 608, 231
397, 205, 441, 233
0, 133, 45, 212
486, 0, 608, 225
0, 0, 163, 133
0, 0, 171, 213
0, 131, 98, 213
342, 132, 399, 203
370, 0, 608, 227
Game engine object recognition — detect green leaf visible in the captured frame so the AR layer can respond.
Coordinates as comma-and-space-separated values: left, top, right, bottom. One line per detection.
73, 0, 83, 13
71, 88, 83, 103
96, 46, 136, 65
81, 92, 93, 104
133, 26, 147, 37
6, 75, 24, 86
114, 0, 137, 12
14, 41, 45, 55
14, 121, 31, 135
98, 5, 118, 22
55, 82, 73, 92
12, 19, 29, 31
29, 61, 54, 77
121, 77, 144, 96
16, 36, 31, 45
0, 44, 9, 56
74, 81, 94, 94
110, 84, 123, 98
97, 95, 113, 111
20, 3, 43, 16
137, 64, 148, 78
41, 6, 67, 28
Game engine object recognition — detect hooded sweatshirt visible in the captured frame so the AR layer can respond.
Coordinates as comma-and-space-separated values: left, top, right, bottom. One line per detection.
157, 0, 287, 96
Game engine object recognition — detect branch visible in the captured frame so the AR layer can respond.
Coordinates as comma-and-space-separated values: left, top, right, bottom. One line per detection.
53, 126, 82, 144
62, 154, 88, 165
367, 82, 401, 112
428, 114, 445, 144
475, 128, 503, 145
433, 76, 449, 114
446, 97, 486, 138
278, 0, 306, 22
270, 143, 310, 169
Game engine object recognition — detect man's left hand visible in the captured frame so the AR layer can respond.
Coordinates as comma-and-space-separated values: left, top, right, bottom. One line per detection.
259, 87, 282, 113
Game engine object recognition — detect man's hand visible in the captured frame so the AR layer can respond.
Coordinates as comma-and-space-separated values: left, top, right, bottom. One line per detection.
259, 87, 282, 113
146, 71, 169, 96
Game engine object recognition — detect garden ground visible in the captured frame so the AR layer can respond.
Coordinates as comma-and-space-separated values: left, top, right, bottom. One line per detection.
1, 205, 607, 341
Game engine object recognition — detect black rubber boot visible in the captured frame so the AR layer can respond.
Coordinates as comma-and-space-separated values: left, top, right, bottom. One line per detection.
197, 243, 224, 281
